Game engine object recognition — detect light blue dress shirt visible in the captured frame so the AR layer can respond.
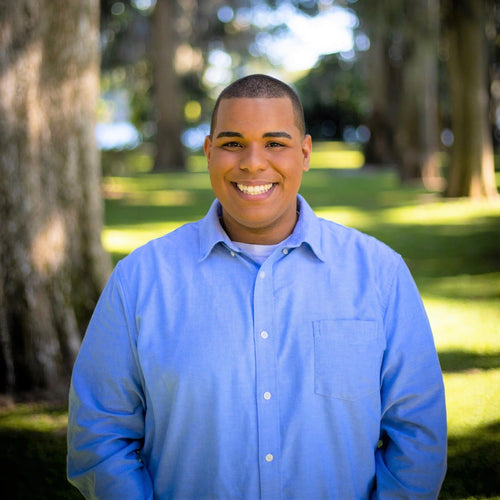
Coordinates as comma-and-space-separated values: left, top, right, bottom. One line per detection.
67, 195, 447, 499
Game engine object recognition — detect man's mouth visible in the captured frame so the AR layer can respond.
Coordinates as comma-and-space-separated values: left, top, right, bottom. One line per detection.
235, 183, 274, 195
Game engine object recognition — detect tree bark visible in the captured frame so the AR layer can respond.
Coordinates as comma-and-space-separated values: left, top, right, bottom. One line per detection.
152, 0, 186, 171
362, 0, 399, 166
443, 0, 498, 199
396, 0, 442, 189
0, 0, 111, 396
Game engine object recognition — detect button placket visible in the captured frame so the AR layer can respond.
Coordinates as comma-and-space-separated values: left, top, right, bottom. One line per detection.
253, 262, 281, 499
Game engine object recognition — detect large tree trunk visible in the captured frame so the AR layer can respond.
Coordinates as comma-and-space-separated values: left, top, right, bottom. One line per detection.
0, 0, 111, 397
362, 1, 399, 166
443, 0, 498, 199
152, 0, 186, 171
396, 0, 442, 189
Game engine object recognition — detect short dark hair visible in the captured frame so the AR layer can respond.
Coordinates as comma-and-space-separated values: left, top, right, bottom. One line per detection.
210, 74, 306, 137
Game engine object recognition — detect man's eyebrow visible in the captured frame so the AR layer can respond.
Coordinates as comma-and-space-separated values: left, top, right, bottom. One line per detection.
262, 131, 292, 139
215, 131, 293, 140
216, 131, 243, 139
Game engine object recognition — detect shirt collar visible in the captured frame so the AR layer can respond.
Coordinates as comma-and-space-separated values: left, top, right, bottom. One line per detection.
286, 194, 325, 262
199, 194, 325, 262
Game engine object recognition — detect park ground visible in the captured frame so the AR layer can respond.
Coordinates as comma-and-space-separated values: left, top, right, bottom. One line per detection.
1, 143, 499, 499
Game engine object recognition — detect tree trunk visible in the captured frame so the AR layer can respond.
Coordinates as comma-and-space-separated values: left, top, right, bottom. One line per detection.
443, 0, 498, 199
0, 0, 111, 397
396, 0, 442, 189
362, 1, 399, 166
152, 0, 186, 171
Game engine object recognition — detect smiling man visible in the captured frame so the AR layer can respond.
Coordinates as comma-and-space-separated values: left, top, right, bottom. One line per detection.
204, 88, 311, 245
68, 74, 447, 499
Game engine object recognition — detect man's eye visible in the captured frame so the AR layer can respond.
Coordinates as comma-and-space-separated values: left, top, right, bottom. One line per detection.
267, 142, 285, 148
223, 141, 242, 148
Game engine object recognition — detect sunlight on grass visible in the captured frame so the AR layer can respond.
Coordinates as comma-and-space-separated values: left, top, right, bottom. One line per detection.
426, 272, 500, 302
315, 206, 376, 228
103, 171, 212, 192
185, 141, 365, 172
187, 154, 208, 172
102, 223, 185, 255
383, 198, 500, 225
0, 404, 67, 433
310, 141, 364, 169
444, 370, 500, 436
426, 296, 500, 353
310, 149, 364, 169
108, 189, 195, 207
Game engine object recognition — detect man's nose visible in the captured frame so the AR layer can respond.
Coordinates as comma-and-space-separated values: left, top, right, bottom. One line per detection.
240, 144, 266, 171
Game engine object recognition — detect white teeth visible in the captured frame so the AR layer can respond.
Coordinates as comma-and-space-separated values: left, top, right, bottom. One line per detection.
236, 183, 273, 195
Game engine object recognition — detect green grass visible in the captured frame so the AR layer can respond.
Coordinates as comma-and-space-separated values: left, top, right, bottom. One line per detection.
1, 148, 499, 499
0, 403, 82, 499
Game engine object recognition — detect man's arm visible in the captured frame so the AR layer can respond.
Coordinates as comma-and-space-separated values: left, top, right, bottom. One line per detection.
373, 257, 447, 499
67, 264, 153, 499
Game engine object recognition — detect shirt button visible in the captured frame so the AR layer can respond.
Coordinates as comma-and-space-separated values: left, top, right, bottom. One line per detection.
259, 270, 266, 279
282, 248, 288, 255
260, 330, 269, 339
230, 251, 235, 257
265, 454, 274, 462
263, 391, 271, 400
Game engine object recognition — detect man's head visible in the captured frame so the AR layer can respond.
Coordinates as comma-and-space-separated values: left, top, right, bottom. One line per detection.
210, 74, 306, 138
204, 74, 312, 245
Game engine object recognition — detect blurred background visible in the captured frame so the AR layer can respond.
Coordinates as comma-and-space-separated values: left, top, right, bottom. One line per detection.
0, 0, 499, 498
97, 0, 499, 196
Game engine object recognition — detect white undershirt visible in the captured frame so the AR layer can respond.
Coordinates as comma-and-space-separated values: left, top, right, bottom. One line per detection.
234, 241, 281, 265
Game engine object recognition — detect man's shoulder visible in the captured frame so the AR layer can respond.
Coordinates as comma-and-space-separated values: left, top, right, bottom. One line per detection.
317, 216, 400, 264
119, 219, 202, 269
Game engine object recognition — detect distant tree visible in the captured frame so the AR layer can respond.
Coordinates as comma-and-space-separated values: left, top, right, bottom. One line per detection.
358, 0, 442, 188
151, 0, 186, 171
359, 0, 401, 166
100, 0, 258, 169
396, 0, 441, 188
0, 0, 110, 395
442, 0, 498, 199
295, 54, 367, 141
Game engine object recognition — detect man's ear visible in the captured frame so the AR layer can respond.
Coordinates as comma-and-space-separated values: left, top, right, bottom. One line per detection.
203, 135, 212, 164
302, 134, 312, 172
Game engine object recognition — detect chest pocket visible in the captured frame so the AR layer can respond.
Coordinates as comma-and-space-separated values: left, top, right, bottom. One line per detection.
313, 319, 383, 401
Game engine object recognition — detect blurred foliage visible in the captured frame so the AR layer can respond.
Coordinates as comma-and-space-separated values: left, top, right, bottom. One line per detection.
98, 0, 262, 136
97, 0, 374, 143
295, 53, 368, 139
97, 0, 500, 196
97, 0, 500, 142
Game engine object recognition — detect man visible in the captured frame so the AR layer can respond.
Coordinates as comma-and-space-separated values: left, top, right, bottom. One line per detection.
67, 74, 447, 499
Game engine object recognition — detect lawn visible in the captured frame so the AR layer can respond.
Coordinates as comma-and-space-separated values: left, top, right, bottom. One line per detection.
1, 145, 499, 499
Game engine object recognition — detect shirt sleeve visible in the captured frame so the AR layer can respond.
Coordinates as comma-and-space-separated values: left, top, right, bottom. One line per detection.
67, 263, 153, 500
373, 256, 447, 499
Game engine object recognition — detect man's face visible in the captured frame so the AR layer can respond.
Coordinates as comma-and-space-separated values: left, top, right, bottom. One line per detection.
204, 97, 312, 244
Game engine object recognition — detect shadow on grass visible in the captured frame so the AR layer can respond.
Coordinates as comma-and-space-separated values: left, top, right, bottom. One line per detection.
0, 429, 82, 499
438, 350, 500, 373
109, 250, 130, 265
364, 219, 500, 281
1, 420, 498, 500
105, 193, 213, 227
440, 421, 500, 499
102, 169, 500, 284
